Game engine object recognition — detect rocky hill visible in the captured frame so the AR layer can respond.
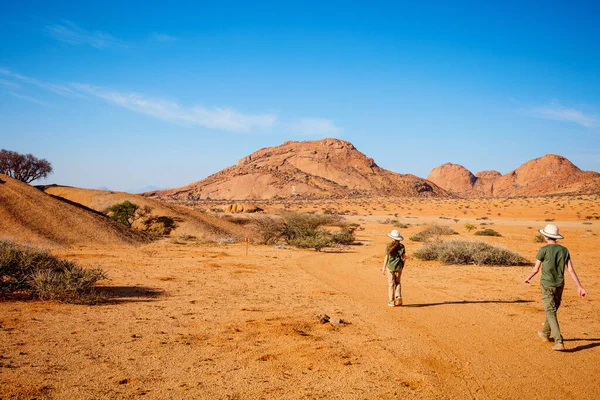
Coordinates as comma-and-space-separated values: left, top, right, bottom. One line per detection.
145, 138, 449, 201
427, 155, 600, 197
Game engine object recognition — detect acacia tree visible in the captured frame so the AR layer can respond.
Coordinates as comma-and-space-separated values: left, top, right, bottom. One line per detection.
0, 149, 53, 183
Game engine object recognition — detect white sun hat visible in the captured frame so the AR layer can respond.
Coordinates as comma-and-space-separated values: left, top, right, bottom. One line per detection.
539, 224, 564, 240
387, 229, 404, 241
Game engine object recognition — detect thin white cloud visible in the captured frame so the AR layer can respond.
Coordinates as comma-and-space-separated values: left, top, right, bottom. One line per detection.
0, 68, 81, 97
71, 83, 277, 132
288, 117, 344, 137
44, 20, 126, 49
528, 101, 597, 128
152, 33, 177, 43
0, 78, 20, 88
5, 91, 50, 106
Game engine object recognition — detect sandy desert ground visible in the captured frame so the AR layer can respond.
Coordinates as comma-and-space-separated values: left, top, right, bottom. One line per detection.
2, 196, 600, 399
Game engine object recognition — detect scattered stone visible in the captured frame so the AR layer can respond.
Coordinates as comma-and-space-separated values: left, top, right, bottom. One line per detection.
316, 314, 330, 324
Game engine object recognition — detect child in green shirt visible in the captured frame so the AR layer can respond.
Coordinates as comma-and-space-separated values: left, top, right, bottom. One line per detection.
381, 229, 406, 306
524, 224, 587, 351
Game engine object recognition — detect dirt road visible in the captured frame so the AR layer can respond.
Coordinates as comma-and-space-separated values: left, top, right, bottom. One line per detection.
297, 230, 600, 399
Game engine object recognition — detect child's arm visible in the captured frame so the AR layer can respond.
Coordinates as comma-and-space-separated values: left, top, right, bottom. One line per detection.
524, 260, 542, 283
566, 258, 587, 298
382, 255, 389, 275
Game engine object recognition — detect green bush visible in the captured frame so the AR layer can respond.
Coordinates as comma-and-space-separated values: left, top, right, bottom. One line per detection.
474, 229, 502, 237
413, 239, 528, 265
534, 233, 546, 243
464, 223, 476, 232
106, 201, 151, 227
0, 240, 107, 303
409, 224, 458, 242
288, 228, 333, 251
331, 228, 355, 245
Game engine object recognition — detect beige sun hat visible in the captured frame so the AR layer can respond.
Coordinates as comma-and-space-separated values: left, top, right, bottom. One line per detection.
387, 229, 404, 241
539, 224, 564, 240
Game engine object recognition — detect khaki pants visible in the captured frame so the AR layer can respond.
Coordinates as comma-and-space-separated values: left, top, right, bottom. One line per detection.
541, 284, 564, 342
387, 268, 403, 304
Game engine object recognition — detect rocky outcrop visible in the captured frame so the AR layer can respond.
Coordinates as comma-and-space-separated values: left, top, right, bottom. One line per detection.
428, 155, 600, 197
146, 138, 449, 201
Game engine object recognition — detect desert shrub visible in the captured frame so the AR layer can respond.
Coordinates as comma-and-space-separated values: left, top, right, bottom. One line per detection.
534, 233, 546, 243
331, 228, 355, 245
474, 228, 502, 237
0, 240, 107, 303
252, 216, 286, 245
413, 239, 528, 265
464, 223, 476, 232
288, 228, 333, 251
106, 201, 151, 227
143, 216, 176, 235
409, 224, 458, 242
281, 212, 344, 240
395, 222, 410, 229
253, 212, 354, 250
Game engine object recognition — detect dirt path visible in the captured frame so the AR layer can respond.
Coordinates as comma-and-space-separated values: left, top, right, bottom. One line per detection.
296, 237, 600, 399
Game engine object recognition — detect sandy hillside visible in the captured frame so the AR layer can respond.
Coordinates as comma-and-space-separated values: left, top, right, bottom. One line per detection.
41, 185, 257, 243
1, 196, 599, 399
0, 174, 148, 247
145, 138, 449, 201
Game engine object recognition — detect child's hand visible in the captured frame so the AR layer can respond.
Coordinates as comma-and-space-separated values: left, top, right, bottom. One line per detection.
578, 287, 587, 298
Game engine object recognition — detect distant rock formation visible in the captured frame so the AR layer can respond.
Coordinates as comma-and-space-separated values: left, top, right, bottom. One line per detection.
428, 155, 600, 197
145, 138, 449, 201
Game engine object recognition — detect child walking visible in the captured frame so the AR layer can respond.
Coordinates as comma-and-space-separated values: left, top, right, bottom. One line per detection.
524, 224, 587, 351
381, 229, 406, 307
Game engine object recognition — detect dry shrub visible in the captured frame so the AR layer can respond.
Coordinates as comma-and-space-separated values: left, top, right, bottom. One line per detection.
413, 239, 528, 265
410, 224, 458, 242
0, 240, 107, 303
252, 215, 285, 245
252, 212, 355, 250
143, 216, 177, 235
474, 228, 502, 237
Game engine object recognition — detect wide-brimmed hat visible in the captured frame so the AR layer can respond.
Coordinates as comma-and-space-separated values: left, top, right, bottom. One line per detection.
387, 229, 404, 241
539, 224, 564, 240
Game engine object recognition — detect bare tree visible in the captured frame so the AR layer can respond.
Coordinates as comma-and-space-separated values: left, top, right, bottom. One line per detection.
0, 150, 53, 183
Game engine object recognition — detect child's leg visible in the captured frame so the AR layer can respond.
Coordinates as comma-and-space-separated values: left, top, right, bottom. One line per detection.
541, 285, 564, 342
394, 268, 403, 300
387, 269, 396, 303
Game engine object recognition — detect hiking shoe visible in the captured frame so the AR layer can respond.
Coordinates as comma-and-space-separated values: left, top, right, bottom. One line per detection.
394, 298, 403, 306
537, 331, 551, 342
387, 302, 395, 307
551, 341, 565, 351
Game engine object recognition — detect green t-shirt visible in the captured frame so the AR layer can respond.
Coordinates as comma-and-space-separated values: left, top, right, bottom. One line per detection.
385, 242, 405, 271
536, 244, 570, 287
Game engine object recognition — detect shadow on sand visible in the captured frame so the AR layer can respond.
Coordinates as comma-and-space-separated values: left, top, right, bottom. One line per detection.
100, 286, 164, 304
563, 338, 600, 353
404, 299, 533, 308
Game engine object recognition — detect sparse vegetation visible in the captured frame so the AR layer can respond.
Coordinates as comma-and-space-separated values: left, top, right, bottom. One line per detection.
534, 233, 546, 243
474, 228, 502, 237
106, 201, 151, 228
0, 240, 107, 303
142, 215, 177, 235
464, 223, 476, 232
252, 212, 356, 250
413, 239, 528, 265
409, 224, 458, 242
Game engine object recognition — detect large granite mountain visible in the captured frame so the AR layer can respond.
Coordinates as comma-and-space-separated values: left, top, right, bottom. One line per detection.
427, 155, 600, 197
145, 138, 449, 201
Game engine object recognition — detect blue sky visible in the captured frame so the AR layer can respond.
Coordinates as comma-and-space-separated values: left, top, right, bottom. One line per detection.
1, 0, 599, 191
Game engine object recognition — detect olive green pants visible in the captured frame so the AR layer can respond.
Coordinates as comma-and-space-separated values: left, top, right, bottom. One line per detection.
387, 268, 403, 304
541, 284, 564, 343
